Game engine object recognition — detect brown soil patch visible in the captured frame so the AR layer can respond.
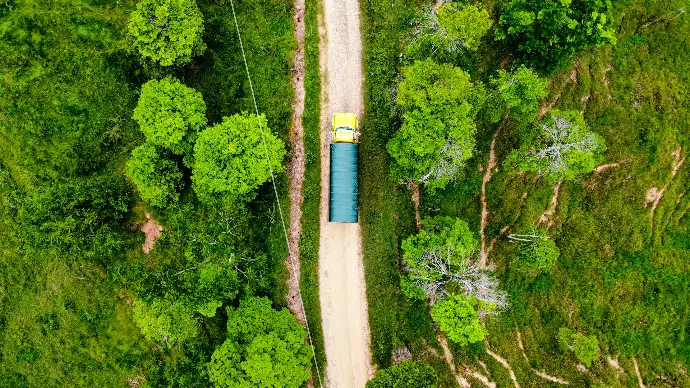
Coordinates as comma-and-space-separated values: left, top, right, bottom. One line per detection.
647, 147, 685, 228
285, 0, 307, 327
479, 118, 505, 267
411, 182, 422, 231
141, 213, 162, 254
633, 357, 646, 388
539, 181, 562, 228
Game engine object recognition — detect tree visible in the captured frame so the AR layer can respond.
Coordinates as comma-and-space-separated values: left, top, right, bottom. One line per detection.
387, 59, 485, 189
400, 217, 507, 308
366, 360, 437, 388
192, 113, 285, 204
510, 229, 560, 276
432, 294, 489, 346
496, 0, 616, 72
133, 299, 199, 345
558, 327, 600, 367
506, 109, 606, 182
437, 3, 493, 52
126, 143, 183, 207
487, 65, 549, 123
406, 3, 492, 60
128, 0, 206, 66
207, 297, 312, 388
132, 77, 207, 157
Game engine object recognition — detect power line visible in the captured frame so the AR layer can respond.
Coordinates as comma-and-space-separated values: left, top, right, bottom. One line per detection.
228, 1, 324, 387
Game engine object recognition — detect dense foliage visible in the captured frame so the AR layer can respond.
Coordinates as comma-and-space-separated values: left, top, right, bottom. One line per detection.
365, 360, 437, 388
126, 143, 183, 207
431, 294, 489, 345
129, 0, 206, 66
558, 327, 600, 367
192, 113, 286, 204
207, 297, 312, 388
132, 77, 207, 157
506, 109, 606, 181
496, 0, 617, 72
387, 59, 485, 189
487, 65, 549, 123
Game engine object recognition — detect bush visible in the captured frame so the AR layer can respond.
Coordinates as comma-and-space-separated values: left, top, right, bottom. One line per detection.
126, 143, 183, 207
431, 294, 488, 346
129, 0, 206, 66
366, 360, 437, 388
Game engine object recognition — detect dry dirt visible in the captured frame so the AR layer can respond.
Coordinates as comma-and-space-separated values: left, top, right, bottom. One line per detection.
633, 357, 646, 388
141, 213, 162, 253
539, 181, 562, 228
286, 0, 307, 326
437, 334, 472, 388
479, 122, 502, 267
318, 0, 373, 386
485, 341, 521, 388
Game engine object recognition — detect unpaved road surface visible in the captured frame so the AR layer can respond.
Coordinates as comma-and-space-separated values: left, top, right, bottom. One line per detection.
318, 0, 373, 386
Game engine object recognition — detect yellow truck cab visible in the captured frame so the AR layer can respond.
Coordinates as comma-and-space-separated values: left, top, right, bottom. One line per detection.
332, 113, 358, 143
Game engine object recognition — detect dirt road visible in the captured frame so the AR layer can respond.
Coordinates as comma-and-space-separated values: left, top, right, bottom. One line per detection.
318, 0, 373, 386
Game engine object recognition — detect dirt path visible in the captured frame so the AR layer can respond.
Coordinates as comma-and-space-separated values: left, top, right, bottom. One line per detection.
479, 120, 504, 267
485, 341, 521, 388
516, 330, 570, 385
437, 335, 473, 388
318, 0, 373, 386
539, 181, 562, 228
285, 0, 308, 326
633, 357, 646, 388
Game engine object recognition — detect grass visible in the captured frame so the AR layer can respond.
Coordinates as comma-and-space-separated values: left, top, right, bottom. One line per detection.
299, 0, 328, 375
361, 0, 690, 386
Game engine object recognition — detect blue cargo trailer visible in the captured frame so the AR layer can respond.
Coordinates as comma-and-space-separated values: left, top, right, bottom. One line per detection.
329, 113, 359, 223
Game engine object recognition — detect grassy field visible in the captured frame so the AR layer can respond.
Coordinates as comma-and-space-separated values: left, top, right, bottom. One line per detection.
360, 0, 690, 386
299, 0, 328, 375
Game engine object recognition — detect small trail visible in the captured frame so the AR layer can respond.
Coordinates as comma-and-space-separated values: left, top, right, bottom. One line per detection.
437, 335, 472, 388
479, 119, 505, 267
485, 341, 521, 388
141, 213, 162, 254
516, 330, 570, 385
411, 182, 422, 231
539, 181, 562, 228
633, 357, 646, 388
607, 356, 625, 379
285, 0, 307, 326
647, 147, 685, 230
538, 68, 578, 119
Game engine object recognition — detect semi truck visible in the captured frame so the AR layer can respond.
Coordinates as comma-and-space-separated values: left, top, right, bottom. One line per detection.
329, 113, 359, 223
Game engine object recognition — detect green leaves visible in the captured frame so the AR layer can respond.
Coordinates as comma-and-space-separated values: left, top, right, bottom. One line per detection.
557, 327, 600, 366
366, 360, 437, 388
506, 109, 606, 182
431, 294, 489, 346
126, 143, 183, 207
133, 299, 199, 345
129, 0, 206, 66
513, 229, 560, 277
133, 77, 207, 157
192, 113, 286, 204
488, 65, 549, 123
437, 3, 493, 52
388, 59, 484, 188
207, 297, 312, 388
497, 0, 616, 72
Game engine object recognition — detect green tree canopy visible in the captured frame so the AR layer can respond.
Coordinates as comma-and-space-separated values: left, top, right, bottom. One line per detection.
128, 0, 206, 66
557, 327, 600, 367
387, 59, 485, 189
133, 299, 199, 345
192, 113, 285, 204
496, 0, 616, 72
512, 229, 560, 276
432, 294, 489, 346
400, 217, 507, 309
366, 360, 437, 388
437, 3, 493, 52
506, 109, 606, 182
132, 77, 207, 157
207, 297, 312, 388
488, 65, 549, 123
126, 143, 183, 207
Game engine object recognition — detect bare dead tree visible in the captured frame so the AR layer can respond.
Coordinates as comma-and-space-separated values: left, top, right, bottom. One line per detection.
404, 247, 508, 312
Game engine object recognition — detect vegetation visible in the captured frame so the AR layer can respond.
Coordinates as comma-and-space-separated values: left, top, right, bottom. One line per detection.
129, 0, 206, 66
192, 113, 285, 204
365, 360, 437, 388
133, 77, 206, 157
387, 58, 485, 189
127, 143, 183, 207
362, 0, 690, 386
207, 297, 313, 388
558, 327, 600, 367
496, 0, 617, 72
431, 294, 489, 345
507, 109, 607, 182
